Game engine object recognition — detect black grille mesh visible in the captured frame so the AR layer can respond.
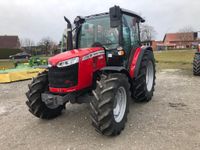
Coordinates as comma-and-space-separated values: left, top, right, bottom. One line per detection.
48, 64, 78, 88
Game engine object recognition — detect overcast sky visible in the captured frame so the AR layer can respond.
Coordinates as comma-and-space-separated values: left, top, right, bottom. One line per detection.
0, 0, 200, 43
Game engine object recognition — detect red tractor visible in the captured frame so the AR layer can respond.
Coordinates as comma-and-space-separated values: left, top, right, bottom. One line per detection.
26, 6, 156, 136
193, 43, 200, 75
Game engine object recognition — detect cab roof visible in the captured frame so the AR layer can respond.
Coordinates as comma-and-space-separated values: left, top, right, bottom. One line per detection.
85, 6, 145, 23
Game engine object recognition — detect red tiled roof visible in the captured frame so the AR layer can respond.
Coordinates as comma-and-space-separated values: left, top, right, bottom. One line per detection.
0, 36, 20, 49
163, 32, 196, 43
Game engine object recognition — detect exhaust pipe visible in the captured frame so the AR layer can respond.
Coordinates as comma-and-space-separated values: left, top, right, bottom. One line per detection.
64, 16, 73, 50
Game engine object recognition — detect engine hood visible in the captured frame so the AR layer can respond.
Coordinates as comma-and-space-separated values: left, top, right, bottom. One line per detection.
48, 47, 103, 66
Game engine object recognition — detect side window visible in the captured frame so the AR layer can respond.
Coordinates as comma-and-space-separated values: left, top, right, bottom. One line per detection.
122, 15, 140, 53
79, 23, 95, 48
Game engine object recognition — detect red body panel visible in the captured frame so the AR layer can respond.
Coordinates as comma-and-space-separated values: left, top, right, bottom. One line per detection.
48, 47, 106, 93
129, 47, 142, 78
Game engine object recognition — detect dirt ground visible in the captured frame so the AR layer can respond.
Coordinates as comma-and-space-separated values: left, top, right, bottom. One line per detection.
0, 69, 200, 150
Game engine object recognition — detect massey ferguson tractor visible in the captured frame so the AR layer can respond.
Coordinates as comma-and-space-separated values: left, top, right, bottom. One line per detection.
26, 6, 156, 136
193, 43, 200, 75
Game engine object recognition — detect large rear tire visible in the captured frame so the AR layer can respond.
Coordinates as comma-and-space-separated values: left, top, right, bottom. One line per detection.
90, 73, 131, 136
132, 50, 156, 102
26, 71, 64, 119
193, 53, 200, 76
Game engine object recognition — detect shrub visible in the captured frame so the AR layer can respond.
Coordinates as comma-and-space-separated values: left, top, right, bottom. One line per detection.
0, 49, 22, 59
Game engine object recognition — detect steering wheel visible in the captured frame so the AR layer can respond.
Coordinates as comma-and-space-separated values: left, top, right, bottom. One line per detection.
91, 42, 103, 47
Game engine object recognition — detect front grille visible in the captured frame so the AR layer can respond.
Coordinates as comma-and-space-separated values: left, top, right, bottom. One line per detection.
48, 64, 78, 88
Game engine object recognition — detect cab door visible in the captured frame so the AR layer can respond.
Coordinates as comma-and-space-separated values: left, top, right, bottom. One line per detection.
122, 14, 140, 63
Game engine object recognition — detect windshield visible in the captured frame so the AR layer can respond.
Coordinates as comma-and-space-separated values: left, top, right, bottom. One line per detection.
78, 15, 119, 50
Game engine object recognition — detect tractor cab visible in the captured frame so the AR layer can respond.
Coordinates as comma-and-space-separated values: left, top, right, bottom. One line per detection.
62, 6, 145, 66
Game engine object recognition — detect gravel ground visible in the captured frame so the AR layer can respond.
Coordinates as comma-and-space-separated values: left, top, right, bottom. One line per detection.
0, 69, 200, 150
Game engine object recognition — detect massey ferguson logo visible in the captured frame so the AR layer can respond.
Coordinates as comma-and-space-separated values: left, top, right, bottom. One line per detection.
82, 50, 105, 61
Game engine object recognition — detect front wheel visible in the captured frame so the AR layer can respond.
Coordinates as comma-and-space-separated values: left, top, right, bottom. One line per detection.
90, 73, 131, 136
26, 71, 64, 119
132, 50, 156, 102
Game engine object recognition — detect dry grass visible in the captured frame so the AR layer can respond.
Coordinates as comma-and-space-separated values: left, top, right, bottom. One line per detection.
154, 49, 195, 71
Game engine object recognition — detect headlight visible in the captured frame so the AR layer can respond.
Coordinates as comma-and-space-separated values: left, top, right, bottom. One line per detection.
57, 57, 79, 68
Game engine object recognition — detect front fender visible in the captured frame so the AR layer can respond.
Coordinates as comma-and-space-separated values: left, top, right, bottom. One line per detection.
101, 66, 131, 79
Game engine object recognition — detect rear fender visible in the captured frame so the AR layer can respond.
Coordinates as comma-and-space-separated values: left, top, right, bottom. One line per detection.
129, 46, 153, 78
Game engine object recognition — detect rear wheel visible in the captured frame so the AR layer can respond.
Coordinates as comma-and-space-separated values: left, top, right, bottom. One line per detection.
26, 71, 64, 119
90, 73, 131, 136
193, 53, 200, 76
132, 50, 156, 102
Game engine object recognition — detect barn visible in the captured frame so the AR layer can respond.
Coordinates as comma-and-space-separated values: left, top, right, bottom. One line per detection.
0, 35, 21, 59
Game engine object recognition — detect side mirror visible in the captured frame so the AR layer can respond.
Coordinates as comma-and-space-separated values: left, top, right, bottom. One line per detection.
109, 6, 121, 28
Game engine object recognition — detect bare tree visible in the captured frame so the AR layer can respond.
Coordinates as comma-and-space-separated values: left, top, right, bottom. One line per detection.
20, 38, 35, 47
38, 37, 57, 56
140, 24, 156, 41
178, 26, 194, 33
177, 26, 195, 48
20, 38, 35, 53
